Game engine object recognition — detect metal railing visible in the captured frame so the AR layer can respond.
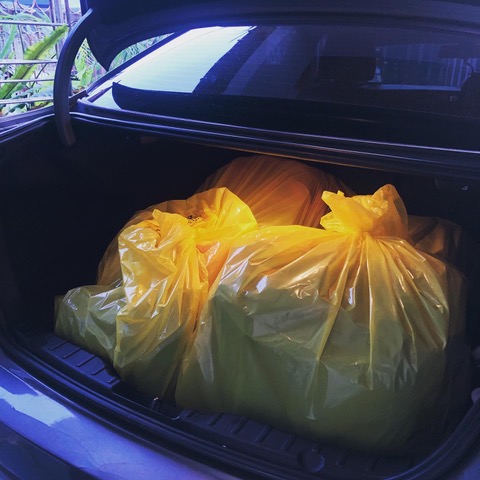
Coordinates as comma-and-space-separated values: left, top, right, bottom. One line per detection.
0, 95, 52, 104
0, 0, 81, 112
1, 59, 57, 64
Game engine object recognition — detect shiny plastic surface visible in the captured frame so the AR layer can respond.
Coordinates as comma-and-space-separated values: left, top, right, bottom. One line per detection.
0, 349, 239, 480
176, 184, 468, 451
56, 188, 257, 398
55, 285, 123, 363
200, 155, 352, 227
409, 215, 480, 282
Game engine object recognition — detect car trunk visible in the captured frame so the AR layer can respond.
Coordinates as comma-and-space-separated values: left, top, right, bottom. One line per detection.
1, 117, 480, 479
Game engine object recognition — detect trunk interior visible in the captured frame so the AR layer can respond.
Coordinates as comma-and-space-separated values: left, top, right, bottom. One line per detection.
1, 118, 480, 479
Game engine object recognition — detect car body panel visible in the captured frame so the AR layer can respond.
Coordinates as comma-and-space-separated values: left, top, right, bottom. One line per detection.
0, 348, 239, 480
79, 0, 480, 68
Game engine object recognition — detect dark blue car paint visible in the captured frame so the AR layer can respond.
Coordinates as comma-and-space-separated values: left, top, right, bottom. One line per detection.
0, 349, 238, 479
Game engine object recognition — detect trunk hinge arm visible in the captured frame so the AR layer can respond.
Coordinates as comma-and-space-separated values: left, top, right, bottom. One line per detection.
54, 9, 99, 147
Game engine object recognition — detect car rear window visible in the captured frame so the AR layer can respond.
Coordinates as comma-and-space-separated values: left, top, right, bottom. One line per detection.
101, 24, 480, 118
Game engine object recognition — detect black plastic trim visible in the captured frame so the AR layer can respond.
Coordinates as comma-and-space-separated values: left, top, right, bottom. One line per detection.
69, 109, 480, 180
0, 114, 53, 143
6, 326, 480, 480
110, 83, 480, 151
6, 329, 426, 480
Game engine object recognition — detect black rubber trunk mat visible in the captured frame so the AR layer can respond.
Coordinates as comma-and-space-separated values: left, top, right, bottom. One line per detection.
17, 328, 430, 480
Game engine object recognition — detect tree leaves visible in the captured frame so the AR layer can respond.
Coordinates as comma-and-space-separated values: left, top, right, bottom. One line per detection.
0, 24, 67, 100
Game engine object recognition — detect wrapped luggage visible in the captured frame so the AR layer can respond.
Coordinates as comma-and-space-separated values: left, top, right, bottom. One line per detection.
199, 154, 352, 227
98, 155, 351, 286
55, 285, 123, 363
176, 184, 468, 450
55, 188, 257, 398
409, 215, 480, 283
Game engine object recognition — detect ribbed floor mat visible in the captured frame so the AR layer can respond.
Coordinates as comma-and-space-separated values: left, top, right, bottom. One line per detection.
22, 330, 423, 479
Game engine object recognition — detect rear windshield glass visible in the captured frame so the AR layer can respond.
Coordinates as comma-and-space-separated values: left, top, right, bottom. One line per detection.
103, 24, 480, 118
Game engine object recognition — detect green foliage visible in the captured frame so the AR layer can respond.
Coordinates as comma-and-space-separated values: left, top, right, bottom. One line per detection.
110, 36, 167, 69
0, 11, 44, 81
0, 25, 16, 60
0, 4, 167, 117
0, 8, 69, 115
0, 24, 67, 100
72, 36, 167, 93
72, 40, 104, 92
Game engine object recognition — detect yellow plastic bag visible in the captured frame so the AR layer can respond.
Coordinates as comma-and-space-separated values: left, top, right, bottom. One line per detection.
56, 188, 257, 398
409, 215, 480, 282
176, 184, 467, 451
114, 188, 256, 397
199, 155, 352, 227
112, 211, 207, 398
55, 285, 124, 363
98, 156, 350, 286
97, 177, 262, 286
